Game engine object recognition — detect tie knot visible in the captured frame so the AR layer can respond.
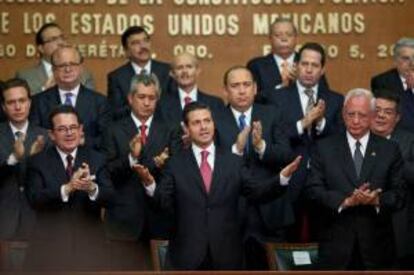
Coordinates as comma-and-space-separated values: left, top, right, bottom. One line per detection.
140, 124, 147, 132
201, 150, 209, 161
64, 93, 74, 106
66, 154, 73, 164
355, 140, 361, 148
184, 96, 192, 106
15, 131, 23, 139
304, 89, 314, 98
281, 61, 289, 68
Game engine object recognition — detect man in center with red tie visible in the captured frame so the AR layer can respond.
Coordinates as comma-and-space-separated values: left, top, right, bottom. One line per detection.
135, 101, 302, 270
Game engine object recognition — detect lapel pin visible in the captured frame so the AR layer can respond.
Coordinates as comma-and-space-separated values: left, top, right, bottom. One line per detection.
371, 151, 376, 157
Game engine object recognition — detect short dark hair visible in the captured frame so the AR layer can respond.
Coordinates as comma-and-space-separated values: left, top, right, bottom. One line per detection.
121, 26, 149, 48
35, 22, 61, 46
374, 89, 401, 113
0, 78, 31, 104
48, 105, 82, 129
223, 65, 254, 86
297, 42, 326, 67
182, 102, 212, 126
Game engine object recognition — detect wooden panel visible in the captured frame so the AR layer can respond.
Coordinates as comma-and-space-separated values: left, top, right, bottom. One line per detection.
0, 1, 413, 97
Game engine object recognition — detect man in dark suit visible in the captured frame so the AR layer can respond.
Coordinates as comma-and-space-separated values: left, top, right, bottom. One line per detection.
107, 26, 171, 120
16, 23, 95, 95
159, 52, 224, 126
30, 45, 110, 149
371, 37, 414, 133
370, 89, 414, 269
0, 78, 47, 241
214, 65, 294, 268
263, 42, 343, 241
247, 18, 328, 103
24, 105, 113, 271
134, 102, 302, 270
101, 74, 181, 269
308, 88, 405, 270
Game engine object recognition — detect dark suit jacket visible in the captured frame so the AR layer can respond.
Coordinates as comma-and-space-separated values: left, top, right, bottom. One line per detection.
158, 87, 225, 126
214, 104, 295, 235
107, 60, 172, 120
0, 122, 47, 240
24, 146, 113, 271
307, 133, 405, 269
29, 85, 111, 149
101, 114, 181, 240
390, 128, 414, 259
247, 53, 329, 103
263, 84, 344, 200
371, 68, 414, 133
154, 147, 287, 270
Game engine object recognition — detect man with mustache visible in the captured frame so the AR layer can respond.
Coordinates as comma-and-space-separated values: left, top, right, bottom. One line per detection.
107, 26, 172, 120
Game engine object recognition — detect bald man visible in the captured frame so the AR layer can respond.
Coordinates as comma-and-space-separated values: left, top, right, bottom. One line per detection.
158, 52, 225, 126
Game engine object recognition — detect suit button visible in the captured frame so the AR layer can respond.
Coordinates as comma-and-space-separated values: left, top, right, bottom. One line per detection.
19, 186, 25, 192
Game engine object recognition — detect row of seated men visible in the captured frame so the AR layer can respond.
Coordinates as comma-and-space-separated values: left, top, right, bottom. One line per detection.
0, 18, 413, 271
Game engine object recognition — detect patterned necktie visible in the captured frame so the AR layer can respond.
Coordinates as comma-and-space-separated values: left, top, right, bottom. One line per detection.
66, 154, 74, 179
238, 113, 249, 154
184, 96, 192, 106
353, 141, 363, 177
15, 131, 23, 141
140, 69, 147, 75
200, 150, 212, 193
280, 60, 290, 85
64, 93, 74, 106
304, 89, 315, 114
140, 124, 147, 145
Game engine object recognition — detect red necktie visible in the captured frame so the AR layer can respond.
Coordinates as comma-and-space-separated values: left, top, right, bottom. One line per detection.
200, 150, 212, 193
66, 154, 73, 179
184, 96, 192, 106
140, 124, 147, 145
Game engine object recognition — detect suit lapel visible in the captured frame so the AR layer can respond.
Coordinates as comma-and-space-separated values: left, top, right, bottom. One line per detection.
184, 149, 207, 195
50, 147, 69, 184
74, 86, 89, 120
337, 135, 359, 186
145, 115, 165, 156
359, 135, 378, 183
208, 148, 224, 198
291, 85, 306, 119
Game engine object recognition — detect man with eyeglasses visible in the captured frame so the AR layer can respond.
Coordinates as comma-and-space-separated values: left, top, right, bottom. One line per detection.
16, 23, 95, 95
107, 26, 172, 120
24, 105, 113, 271
247, 18, 328, 103
370, 89, 414, 269
372, 37, 414, 133
0, 78, 47, 243
30, 45, 111, 150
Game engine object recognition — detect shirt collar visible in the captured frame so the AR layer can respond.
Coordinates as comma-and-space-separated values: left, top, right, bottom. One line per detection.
178, 86, 198, 102
55, 146, 78, 163
346, 131, 370, 155
9, 120, 29, 136
297, 81, 319, 97
192, 142, 215, 158
130, 112, 154, 129
131, 60, 152, 75
273, 53, 295, 68
59, 84, 81, 96
230, 106, 253, 122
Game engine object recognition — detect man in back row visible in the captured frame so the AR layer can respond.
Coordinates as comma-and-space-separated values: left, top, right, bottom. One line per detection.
16, 22, 95, 95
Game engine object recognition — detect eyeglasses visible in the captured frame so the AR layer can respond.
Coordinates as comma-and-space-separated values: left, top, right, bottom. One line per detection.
375, 107, 397, 117
54, 124, 80, 134
42, 34, 65, 44
53, 62, 82, 70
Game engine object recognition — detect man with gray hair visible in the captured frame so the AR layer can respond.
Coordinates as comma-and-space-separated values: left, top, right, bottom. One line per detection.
371, 37, 414, 133
308, 88, 405, 270
101, 73, 181, 269
247, 17, 328, 103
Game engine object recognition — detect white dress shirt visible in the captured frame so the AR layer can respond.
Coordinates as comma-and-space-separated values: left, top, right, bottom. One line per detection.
131, 60, 151, 75
128, 113, 154, 167
59, 84, 80, 106
273, 54, 295, 89
178, 86, 198, 109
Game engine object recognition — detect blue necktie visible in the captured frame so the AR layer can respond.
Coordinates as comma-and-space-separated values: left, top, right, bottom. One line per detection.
64, 93, 73, 106
238, 113, 249, 154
